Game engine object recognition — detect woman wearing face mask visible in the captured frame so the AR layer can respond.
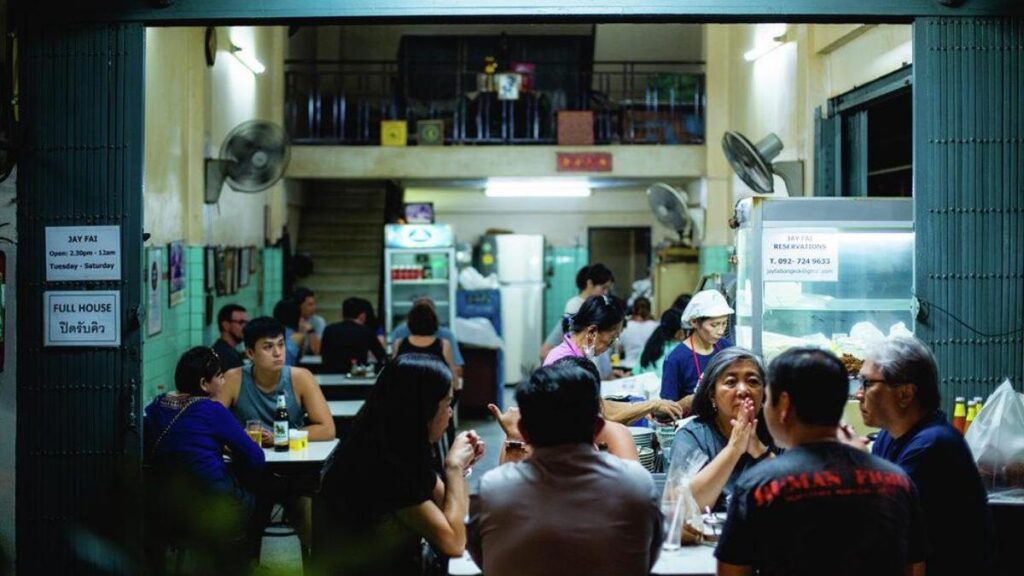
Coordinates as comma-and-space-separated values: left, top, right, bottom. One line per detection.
544, 295, 684, 426
659, 290, 735, 411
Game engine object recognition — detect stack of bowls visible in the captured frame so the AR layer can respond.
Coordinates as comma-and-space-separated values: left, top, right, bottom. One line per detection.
655, 425, 677, 451
638, 447, 657, 472
629, 427, 655, 448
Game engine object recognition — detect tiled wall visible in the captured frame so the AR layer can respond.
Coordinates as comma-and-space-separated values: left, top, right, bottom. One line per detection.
700, 245, 732, 276
141, 246, 282, 404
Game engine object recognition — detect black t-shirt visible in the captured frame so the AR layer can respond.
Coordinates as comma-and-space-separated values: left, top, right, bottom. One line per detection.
321, 320, 387, 374
716, 441, 927, 576
318, 436, 439, 576
211, 338, 244, 371
873, 411, 993, 576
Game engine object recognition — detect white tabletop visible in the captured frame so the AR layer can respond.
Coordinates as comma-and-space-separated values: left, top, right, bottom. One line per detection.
262, 438, 339, 463
328, 400, 365, 417
299, 355, 322, 365
449, 545, 715, 576
600, 371, 661, 399
317, 373, 377, 386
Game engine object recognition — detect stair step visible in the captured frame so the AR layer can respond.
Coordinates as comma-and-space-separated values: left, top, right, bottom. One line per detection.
303, 194, 387, 211
299, 211, 386, 225
304, 274, 380, 292
297, 239, 382, 252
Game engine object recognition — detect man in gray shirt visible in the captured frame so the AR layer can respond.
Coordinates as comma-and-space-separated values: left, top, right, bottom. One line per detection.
467, 361, 663, 576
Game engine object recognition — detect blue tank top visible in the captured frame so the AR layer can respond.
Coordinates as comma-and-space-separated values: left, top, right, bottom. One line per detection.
234, 365, 304, 430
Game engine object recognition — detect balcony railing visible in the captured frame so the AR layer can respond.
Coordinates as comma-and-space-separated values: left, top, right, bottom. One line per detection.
285, 59, 705, 146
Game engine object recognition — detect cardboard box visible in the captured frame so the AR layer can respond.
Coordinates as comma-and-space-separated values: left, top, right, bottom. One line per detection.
381, 120, 408, 146
556, 111, 594, 146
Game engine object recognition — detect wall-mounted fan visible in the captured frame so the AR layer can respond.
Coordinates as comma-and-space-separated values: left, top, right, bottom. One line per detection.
721, 131, 803, 196
646, 182, 703, 247
205, 120, 291, 204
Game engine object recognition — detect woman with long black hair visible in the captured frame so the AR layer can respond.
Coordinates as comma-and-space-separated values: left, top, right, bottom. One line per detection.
316, 354, 485, 576
636, 307, 685, 379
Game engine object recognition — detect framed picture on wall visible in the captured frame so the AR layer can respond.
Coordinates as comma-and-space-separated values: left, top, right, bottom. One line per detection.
204, 246, 216, 293
146, 247, 163, 337
168, 241, 186, 307
249, 246, 258, 273
239, 247, 250, 288
224, 248, 237, 295
215, 247, 227, 296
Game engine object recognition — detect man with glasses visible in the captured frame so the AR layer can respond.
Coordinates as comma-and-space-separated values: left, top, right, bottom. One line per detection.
842, 335, 992, 576
213, 303, 247, 370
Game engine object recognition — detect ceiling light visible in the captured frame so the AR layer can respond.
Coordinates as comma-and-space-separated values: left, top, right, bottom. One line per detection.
230, 44, 265, 75
484, 178, 592, 198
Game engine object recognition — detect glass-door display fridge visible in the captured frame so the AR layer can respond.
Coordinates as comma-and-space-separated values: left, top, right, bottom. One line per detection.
734, 197, 915, 363
384, 224, 457, 339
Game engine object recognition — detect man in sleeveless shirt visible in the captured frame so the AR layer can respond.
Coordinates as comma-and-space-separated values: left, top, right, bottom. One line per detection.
214, 316, 334, 564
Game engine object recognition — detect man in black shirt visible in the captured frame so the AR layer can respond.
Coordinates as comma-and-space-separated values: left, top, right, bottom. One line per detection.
321, 297, 387, 374
211, 303, 247, 371
716, 347, 927, 576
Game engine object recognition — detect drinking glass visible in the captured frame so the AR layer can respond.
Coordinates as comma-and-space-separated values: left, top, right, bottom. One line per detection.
246, 420, 263, 445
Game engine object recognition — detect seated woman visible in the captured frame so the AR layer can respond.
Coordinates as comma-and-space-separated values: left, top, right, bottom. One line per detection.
143, 346, 266, 570
545, 294, 684, 426
635, 307, 685, 379
668, 347, 776, 512
619, 296, 658, 368
394, 302, 460, 392
315, 354, 485, 576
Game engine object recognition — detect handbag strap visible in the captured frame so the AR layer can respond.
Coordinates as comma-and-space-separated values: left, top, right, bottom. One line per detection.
150, 396, 203, 457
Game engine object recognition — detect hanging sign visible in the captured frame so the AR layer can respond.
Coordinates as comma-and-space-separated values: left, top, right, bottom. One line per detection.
763, 231, 839, 282
43, 290, 121, 347
45, 225, 121, 281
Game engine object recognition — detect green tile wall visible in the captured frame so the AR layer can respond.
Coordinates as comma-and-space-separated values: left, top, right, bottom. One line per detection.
544, 246, 588, 336
141, 246, 282, 404
700, 245, 732, 277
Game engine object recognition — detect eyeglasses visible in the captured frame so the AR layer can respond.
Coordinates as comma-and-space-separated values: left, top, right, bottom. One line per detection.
853, 376, 889, 390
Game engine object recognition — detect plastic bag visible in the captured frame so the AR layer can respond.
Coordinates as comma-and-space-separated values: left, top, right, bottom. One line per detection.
457, 267, 499, 290
660, 449, 708, 549
964, 379, 1024, 489
452, 317, 504, 349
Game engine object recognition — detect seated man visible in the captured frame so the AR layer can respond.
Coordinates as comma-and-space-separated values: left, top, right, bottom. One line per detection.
844, 336, 992, 576
294, 287, 325, 356
468, 361, 662, 576
214, 316, 335, 560
390, 296, 464, 376
320, 297, 387, 374
716, 347, 926, 576
212, 303, 247, 371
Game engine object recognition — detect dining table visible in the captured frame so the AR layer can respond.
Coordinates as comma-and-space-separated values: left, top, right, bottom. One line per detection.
263, 438, 340, 494
447, 544, 716, 576
316, 372, 377, 400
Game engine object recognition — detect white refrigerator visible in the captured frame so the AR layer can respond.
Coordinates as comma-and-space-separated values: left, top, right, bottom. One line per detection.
494, 234, 545, 385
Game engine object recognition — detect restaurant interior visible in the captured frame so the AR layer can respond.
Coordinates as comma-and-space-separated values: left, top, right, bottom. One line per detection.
2, 2, 1023, 575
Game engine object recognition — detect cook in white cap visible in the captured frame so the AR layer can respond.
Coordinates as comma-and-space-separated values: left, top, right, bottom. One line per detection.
659, 289, 735, 409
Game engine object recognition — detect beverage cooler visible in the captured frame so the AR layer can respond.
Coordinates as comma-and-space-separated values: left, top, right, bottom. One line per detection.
384, 224, 457, 339
734, 197, 915, 363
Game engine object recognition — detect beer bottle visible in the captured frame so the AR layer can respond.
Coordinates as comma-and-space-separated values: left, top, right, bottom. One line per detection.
964, 400, 977, 433
974, 396, 984, 412
274, 392, 290, 452
952, 397, 967, 434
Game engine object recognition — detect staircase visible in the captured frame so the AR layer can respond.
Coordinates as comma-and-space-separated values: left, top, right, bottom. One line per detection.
295, 182, 387, 322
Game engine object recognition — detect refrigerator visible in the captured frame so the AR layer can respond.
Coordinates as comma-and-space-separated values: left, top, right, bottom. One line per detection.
487, 234, 545, 385
384, 224, 457, 339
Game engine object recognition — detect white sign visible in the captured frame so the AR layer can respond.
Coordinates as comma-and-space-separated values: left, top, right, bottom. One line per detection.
764, 231, 839, 282
43, 290, 121, 347
45, 225, 121, 281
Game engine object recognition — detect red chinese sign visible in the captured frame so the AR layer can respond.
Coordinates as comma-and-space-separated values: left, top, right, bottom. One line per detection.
556, 152, 613, 172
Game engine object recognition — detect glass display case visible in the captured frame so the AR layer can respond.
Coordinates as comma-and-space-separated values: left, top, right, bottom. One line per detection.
734, 197, 914, 362
384, 224, 457, 339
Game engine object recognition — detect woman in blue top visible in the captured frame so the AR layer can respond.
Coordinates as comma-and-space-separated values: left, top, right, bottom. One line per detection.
144, 346, 266, 571
660, 290, 735, 409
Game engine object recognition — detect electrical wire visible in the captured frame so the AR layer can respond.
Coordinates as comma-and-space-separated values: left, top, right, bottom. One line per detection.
917, 296, 1024, 338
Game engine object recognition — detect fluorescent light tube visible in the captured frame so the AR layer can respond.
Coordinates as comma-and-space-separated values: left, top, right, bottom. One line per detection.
230, 45, 265, 75
484, 178, 591, 198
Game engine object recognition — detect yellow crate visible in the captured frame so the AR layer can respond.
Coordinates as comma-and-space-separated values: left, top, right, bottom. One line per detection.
381, 120, 408, 146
